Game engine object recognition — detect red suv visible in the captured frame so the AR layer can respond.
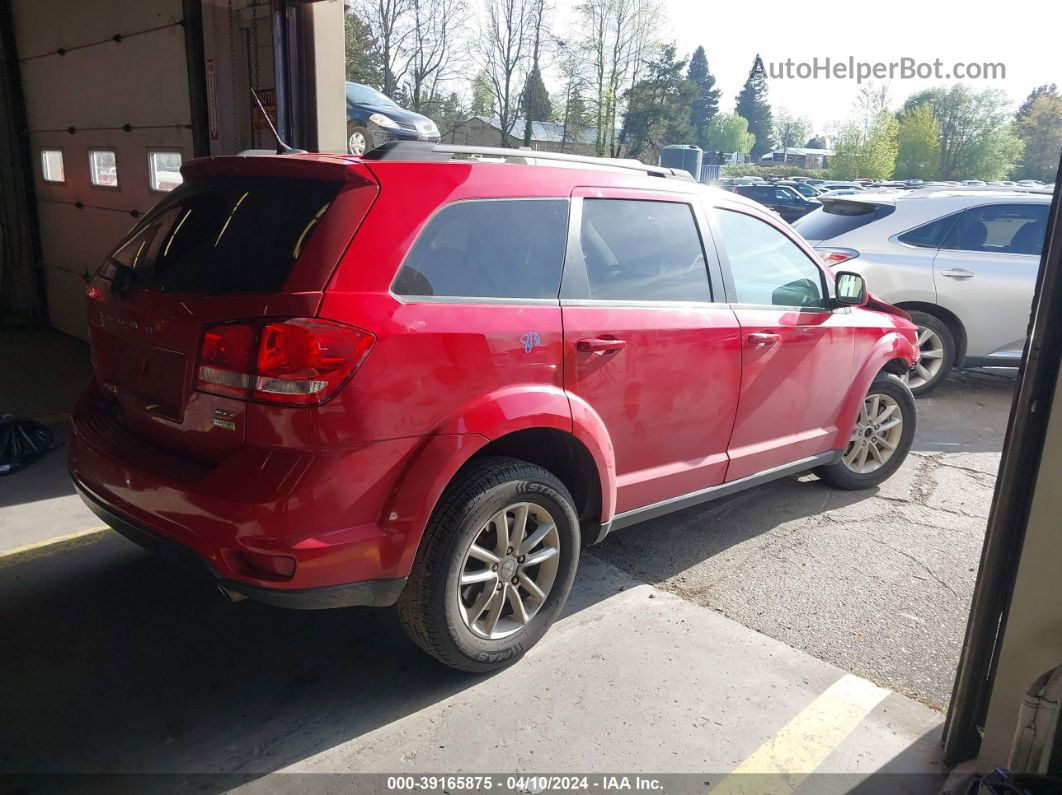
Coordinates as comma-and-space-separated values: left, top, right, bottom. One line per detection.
70, 143, 918, 671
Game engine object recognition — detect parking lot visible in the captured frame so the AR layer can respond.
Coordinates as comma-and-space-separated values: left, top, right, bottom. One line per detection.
0, 327, 1011, 782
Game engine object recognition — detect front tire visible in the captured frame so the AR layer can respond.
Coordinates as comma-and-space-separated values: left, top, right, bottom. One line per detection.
904, 311, 954, 396
398, 457, 580, 672
347, 123, 370, 155
817, 373, 916, 490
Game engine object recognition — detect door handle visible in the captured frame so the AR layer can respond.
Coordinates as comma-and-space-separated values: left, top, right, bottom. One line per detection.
577, 337, 626, 354
748, 332, 781, 347
941, 268, 974, 279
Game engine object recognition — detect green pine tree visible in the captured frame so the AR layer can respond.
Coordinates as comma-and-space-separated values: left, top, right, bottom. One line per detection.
686, 46, 721, 151
735, 55, 774, 159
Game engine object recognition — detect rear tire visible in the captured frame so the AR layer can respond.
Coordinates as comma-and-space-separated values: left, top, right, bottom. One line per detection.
398, 456, 580, 672
817, 373, 916, 490
904, 311, 954, 396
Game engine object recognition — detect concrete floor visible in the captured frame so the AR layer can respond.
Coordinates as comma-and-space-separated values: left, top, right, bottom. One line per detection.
1, 326, 1010, 785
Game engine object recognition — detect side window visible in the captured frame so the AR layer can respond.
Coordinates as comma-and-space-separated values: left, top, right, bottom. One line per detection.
393, 199, 568, 299
942, 204, 1048, 256
897, 212, 960, 248
578, 199, 711, 302
717, 209, 826, 308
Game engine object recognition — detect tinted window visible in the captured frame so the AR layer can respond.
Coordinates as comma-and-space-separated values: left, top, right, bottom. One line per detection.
578, 199, 711, 302
393, 199, 568, 299
108, 177, 341, 294
718, 209, 825, 307
794, 200, 896, 241
942, 204, 1049, 255
896, 212, 960, 248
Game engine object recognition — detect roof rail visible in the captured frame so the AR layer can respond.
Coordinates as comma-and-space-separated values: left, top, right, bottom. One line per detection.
901, 185, 1054, 198
360, 140, 696, 181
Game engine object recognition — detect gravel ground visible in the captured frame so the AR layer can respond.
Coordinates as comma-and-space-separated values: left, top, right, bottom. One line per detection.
591, 369, 1015, 709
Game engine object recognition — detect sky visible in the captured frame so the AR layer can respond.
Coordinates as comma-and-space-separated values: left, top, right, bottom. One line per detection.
552, 0, 1062, 136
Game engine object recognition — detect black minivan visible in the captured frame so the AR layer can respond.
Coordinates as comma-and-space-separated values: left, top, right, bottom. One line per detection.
346, 82, 441, 155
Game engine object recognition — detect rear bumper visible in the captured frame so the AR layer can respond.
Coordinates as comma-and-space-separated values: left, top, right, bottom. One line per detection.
73, 475, 406, 609
68, 386, 420, 606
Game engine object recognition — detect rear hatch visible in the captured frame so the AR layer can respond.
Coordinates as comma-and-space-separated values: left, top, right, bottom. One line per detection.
85, 156, 378, 464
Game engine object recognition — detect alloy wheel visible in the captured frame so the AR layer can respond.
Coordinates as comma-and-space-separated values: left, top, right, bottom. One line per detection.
456, 502, 560, 640
842, 393, 904, 474
348, 130, 367, 155
904, 325, 946, 389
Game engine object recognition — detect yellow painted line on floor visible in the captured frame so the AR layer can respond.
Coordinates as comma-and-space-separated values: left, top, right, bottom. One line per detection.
0, 526, 110, 568
710, 674, 890, 795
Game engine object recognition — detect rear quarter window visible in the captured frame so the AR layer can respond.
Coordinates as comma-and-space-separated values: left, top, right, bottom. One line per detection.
109, 176, 341, 294
793, 200, 895, 241
392, 199, 569, 300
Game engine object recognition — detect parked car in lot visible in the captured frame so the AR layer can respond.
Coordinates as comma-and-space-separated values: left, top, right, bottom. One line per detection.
795, 188, 1050, 394
71, 143, 918, 671
731, 183, 822, 222
345, 81, 440, 155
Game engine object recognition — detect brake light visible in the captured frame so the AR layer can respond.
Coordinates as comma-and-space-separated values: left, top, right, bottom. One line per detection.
816, 247, 860, 267
253, 319, 375, 406
197, 323, 255, 397
195, 318, 374, 406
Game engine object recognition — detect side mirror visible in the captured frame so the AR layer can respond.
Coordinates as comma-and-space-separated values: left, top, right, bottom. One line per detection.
834, 271, 868, 307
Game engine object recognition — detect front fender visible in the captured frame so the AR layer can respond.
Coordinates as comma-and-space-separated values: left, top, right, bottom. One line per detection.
831, 330, 918, 451
383, 385, 617, 577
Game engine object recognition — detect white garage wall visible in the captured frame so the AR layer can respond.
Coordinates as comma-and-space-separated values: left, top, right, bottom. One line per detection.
13, 0, 193, 340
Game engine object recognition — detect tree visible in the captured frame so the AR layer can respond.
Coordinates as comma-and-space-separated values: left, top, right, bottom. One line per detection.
773, 108, 811, 155
355, 0, 414, 97
901, 85, 1018, 179
471, 71, 494, 116
554, 46, 591, 152
522, 66, 553, 123
830, 110, 897, 180
402, 0, 464, 113
421, 91, 467, 141
521, 0, 550, 145
1015, 94, 1062, 182
618, 44, 695, 161
480, 0, 532, 146
704, 113, 755, 156
805, 135, 827, 149
578, 0, 660, 157
344, 12, 384, 86
735, 54, 774, 159
1016, 83, 1058, 124
895, 104, 941, 179
686, 45, 720, 151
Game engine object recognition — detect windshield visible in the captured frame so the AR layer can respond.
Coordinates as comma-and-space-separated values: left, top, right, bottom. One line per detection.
346, 82, 399, 108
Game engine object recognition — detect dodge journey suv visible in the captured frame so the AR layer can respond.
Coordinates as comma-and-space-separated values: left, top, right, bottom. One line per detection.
71, 142, 918, 671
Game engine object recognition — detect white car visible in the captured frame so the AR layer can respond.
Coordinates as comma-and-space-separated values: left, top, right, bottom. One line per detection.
794, 188, 1050, 394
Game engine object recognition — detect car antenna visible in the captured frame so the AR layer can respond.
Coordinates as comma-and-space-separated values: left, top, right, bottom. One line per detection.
250, 87, 307, 155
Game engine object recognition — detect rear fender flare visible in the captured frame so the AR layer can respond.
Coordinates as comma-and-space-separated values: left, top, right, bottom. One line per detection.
383, 385, 616, 577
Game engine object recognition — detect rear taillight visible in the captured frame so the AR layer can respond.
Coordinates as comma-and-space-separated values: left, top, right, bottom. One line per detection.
816, 247, 860, 267
195, 318, 374, 406
254, 319, 375, 406
197, 323, 255, 398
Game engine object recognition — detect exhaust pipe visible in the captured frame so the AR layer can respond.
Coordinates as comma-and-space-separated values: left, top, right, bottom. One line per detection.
217, 584, 248, 603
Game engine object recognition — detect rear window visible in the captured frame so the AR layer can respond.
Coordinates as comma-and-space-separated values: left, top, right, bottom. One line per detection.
896, 211, 962, 249
793, 200, 895, 241
392, 199, 568, 299
108, 177, 341, 295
